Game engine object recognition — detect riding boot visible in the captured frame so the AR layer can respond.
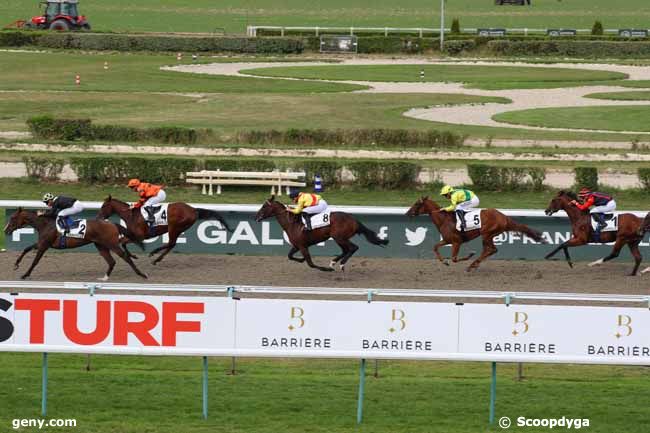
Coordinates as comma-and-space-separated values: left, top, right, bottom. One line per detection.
456, 210, 466, 232
145, 206, 155, 227
597, 213, 606, 232
302, 213, 313, 231
57, 217, 70, 234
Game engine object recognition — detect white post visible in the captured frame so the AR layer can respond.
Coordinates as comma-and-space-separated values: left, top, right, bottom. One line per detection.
208, 175, 213, 196
440, 0, 445, 51
350, 26, 354, 36
316, 27, 319, 36
201, 175, 207, 195
216, 169, 222, 195
281, 27, 285, 37
385, 27, 388, 36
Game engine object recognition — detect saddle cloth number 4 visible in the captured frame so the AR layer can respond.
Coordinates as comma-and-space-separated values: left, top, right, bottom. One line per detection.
140, 204, 169, 227
456, 210, 481, 232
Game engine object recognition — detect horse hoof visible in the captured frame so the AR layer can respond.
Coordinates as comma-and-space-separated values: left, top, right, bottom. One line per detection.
329, 260, 336, 269
141, 273, 149, 279
148, 252, 155, 258
321, 267, 334, 272
20, 275, 28, 280
443, 260, 450, 266
568, 262, 574, 268
588, 258, 604, 267
339, 264, 345, 272
98, 275, 109, 282
130, 254, 139, 260
13, 265, 18, 271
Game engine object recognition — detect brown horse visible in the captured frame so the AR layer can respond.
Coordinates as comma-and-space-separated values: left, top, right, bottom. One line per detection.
405, 196, 545, 271
255, 196, 388, 272
96, 196, 231, 265
4, 208, 147, 280
544, 191, 644, 275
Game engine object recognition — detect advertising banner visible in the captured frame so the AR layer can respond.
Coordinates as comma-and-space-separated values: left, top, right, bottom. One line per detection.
1, 293, 648, 364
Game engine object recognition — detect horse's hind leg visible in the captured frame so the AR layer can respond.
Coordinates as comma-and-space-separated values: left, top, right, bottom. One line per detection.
628, 241, 642, 276
151, 231, 180, 265
300, 247, 333, 272
122, 243, 138, 260
466, 238, 498, 272
14, 242, 37, 270
95, 244, 116, 281
109, 245, 148, 279
590, 239, 624, 268
336, 239, 359, 272
329, 241, 349, 269
451, 242, 475, 263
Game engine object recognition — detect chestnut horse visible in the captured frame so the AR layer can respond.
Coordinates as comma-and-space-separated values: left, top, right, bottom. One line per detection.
4, 208, 147, 280
405, 196, 545, 271
96, 196, 231, 265
544, 191, 644, 276
255, 196, 388, 272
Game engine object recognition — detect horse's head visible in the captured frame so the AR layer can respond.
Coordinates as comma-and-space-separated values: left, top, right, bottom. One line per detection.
96, 195, 114, 220
545, 190, 576, 216
255, 196, 283, 222
405, 196, 439, 217
405, 196, 429, 217
4, 207, 30, 234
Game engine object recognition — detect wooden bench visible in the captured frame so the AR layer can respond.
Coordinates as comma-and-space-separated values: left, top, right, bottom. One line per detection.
186, 170, 306, 196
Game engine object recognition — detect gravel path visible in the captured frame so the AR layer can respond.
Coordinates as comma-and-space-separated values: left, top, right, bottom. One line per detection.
166, 59, 650, 134
1, 252, 647, 295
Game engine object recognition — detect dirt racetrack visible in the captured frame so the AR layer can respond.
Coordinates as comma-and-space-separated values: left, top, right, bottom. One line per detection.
0, 250, 648, 295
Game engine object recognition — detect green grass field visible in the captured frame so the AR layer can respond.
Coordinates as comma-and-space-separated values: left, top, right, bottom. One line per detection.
0, 353, 648, 433
586, 91, 650, 100
493, 106, 650, 132
3, 0, 650, 34
243, 64, 628, 90
3, 51, 650, 142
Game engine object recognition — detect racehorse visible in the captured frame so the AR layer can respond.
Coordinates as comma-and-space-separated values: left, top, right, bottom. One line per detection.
405, 196, 545, 272
255, 196, 388, 272
4, 207, 148, 280
96, 196, 232, 265
544, 191, 644, 276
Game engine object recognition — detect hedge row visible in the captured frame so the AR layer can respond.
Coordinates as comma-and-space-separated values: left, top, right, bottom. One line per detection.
467, 164, 546, 192
27, 116, 201, 144
0, 31, 303, 53
24, 155, 422, 189
639, 168, 650, 191
486, 40, 650, 57
237, 128, 464, 148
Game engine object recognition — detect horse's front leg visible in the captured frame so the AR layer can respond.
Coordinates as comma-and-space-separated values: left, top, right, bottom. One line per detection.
299, 247, 333, 272
21, 246, 48, 279
14, 243, 37, 270
288, 246, 305, 263
433, 240, 450, 265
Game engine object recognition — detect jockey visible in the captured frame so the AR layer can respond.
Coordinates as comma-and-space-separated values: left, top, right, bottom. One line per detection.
440, 185, 479, 232
127, 179, 166, 226
572, 188, 616, 232
288, 189, 328, 231
41, 193, 84, 234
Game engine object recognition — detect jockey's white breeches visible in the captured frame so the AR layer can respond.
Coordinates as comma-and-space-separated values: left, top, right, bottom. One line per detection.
590, 200, 616, 214
303, 200, 328, 214
144, 190, 166, 207
58, 201, 84, 218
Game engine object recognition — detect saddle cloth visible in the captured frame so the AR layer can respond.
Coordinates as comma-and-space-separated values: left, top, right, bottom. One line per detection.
590, 214, 617, 232
303, 210, 331, 229
456, 210, 481, 232
56, 218, 87, 239
140, 204, 169, 227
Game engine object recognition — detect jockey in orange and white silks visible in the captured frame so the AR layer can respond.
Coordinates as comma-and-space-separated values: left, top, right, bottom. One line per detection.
127, 179, 166, 225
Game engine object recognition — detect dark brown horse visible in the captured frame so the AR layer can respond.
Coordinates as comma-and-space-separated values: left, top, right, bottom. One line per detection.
96, 196, 231, 265
4, 208, 147, 280
405, 196, 545, 271
255, 196, 388, 272
544, 191, 644, 275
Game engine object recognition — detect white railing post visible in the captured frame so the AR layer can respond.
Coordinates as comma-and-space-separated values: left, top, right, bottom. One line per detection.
208, 174, 213, 196
216, 169, 221, 195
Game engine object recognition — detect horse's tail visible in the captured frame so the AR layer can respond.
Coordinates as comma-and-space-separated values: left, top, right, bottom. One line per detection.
356, 221, 389, 247
196, 208, 233, 232
115, 223, 145, 251
638, 212, 650, 236
506, 218, 547, 244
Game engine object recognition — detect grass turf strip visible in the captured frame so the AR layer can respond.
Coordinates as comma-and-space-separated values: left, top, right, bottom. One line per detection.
0, 353, 648, 433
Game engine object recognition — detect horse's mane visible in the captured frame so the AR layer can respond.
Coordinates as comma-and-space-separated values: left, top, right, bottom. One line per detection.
106, 196, 130, 207
559, 190, 578, 200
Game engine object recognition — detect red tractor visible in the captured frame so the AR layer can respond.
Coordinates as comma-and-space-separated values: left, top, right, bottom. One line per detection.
23, 0, 90, 31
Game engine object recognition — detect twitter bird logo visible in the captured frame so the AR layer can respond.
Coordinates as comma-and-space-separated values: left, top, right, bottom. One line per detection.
405, 227, 427, 246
